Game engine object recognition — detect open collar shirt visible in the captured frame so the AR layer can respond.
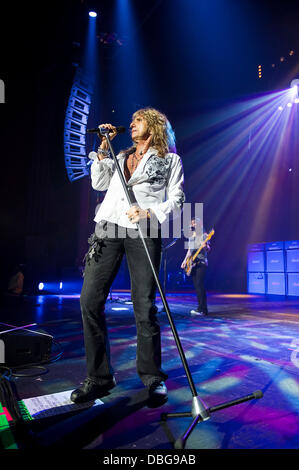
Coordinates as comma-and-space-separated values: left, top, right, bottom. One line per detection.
90, 147, 185, 229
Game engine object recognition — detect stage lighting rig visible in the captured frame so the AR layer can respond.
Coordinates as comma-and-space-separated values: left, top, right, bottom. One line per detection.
262, 50, 296, 80
290, 79, 299, 98
97, 32, 124, 46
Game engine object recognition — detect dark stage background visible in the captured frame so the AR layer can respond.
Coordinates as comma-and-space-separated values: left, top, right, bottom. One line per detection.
0, 0, 299, 294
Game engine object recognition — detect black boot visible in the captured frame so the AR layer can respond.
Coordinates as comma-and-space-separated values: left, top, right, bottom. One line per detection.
70, 377, 116, 404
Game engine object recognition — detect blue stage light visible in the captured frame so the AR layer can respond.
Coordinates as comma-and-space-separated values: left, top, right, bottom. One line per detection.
290, 79, 299, 97
291, 85, 298, 97
38, 282, 44, 290
89, 11, 97, 18
59, 282, 63, 289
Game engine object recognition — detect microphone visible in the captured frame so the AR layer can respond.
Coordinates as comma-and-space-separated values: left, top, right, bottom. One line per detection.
87, 125, 126, 135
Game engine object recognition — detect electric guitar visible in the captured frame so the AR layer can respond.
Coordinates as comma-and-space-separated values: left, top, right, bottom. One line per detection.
183, 229, 215, 276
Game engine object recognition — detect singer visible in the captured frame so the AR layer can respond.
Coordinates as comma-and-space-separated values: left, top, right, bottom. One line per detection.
71, 107, 185, 404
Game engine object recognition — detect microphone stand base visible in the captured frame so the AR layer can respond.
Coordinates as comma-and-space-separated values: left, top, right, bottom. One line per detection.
161, 390, 263, 449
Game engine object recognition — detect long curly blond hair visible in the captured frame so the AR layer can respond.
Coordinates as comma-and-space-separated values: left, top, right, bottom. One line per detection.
132, 107, 176, 158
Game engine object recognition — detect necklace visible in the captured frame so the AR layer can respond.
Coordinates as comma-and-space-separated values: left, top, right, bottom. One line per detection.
125, 150, 144, 180
130, 152, 142, 172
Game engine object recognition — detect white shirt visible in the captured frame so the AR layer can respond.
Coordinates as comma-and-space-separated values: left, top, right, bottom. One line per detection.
90, 147, 185, 229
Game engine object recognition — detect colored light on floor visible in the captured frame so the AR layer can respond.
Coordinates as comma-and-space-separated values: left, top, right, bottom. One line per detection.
249, 341, 270, 350
279, 377, 299, 397
201, 375, 240, 393
215, 294, 257, 299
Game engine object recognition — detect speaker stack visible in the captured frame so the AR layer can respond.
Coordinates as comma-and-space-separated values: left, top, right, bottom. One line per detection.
247, 239, 299, 296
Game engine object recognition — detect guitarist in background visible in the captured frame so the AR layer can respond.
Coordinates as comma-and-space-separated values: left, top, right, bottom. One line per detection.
181, 217, 211, 316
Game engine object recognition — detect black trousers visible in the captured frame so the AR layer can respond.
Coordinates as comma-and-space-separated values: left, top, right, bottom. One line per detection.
80, 223, 168, 387
191, 263, 208, 313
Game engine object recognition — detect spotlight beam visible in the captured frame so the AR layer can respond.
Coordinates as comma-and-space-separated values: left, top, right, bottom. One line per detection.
181, 86, 298, 247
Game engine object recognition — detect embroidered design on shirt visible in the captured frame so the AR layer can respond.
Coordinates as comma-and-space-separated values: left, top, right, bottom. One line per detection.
145, 155, 172, 185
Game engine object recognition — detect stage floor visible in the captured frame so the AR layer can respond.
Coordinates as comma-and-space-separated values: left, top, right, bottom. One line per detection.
1, 290, 299, 451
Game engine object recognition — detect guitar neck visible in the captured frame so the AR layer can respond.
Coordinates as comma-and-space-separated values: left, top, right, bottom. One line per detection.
192, 244, 205, 261
191, 230, 214, 262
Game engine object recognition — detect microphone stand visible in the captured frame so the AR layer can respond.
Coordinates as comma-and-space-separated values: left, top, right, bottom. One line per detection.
101, 129, 263, 449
